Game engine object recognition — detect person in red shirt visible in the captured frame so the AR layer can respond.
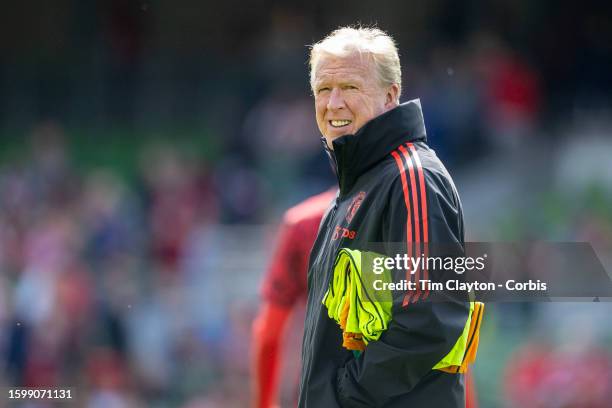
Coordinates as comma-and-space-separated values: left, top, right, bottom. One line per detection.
251, 187, 479, 408
252, 188, 336, 408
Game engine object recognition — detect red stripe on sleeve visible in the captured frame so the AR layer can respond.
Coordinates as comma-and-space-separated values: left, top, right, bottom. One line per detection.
408, 143, 429, 300
391, 150, 415, 305
398, 145, 422, 304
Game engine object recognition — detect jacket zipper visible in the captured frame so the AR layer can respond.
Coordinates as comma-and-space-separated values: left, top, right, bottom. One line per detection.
322, 137, 341, 190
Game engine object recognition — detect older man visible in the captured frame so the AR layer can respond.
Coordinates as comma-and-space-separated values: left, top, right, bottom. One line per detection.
299, 27, 477, 407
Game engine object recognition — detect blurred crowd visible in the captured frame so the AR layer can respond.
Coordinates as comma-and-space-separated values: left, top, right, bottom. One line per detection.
0, 123, 254, 406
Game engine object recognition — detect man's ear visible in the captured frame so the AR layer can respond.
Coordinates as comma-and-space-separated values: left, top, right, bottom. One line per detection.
385, 84, 400, 108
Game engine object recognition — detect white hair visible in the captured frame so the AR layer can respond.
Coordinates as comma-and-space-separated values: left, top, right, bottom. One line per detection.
309, 26, 402, 100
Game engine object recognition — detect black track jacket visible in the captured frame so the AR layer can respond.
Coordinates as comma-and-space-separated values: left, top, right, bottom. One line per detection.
298, 100, 469, 408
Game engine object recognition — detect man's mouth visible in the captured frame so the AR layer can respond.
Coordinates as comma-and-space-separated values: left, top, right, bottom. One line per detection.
329, 120, 352, 128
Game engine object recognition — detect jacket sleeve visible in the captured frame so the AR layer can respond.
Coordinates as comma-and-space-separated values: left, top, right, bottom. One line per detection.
336, 168, 470, 407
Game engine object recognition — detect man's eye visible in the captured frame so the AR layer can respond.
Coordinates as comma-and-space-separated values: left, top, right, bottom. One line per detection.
317, 87, 330, 94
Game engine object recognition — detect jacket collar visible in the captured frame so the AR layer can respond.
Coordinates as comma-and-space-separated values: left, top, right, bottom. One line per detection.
325, 99, 427, 196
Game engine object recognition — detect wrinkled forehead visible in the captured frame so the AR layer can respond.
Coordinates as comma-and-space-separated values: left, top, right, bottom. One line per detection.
312, 52, 376, 85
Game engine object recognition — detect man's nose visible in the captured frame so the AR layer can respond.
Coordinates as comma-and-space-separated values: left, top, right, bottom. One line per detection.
327, 88, 345, 111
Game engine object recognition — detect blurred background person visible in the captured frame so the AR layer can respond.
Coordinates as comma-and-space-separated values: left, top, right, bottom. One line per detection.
252, 187, 336, 408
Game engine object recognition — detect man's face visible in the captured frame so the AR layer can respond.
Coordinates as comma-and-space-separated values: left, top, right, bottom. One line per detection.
312, 53, 399, 149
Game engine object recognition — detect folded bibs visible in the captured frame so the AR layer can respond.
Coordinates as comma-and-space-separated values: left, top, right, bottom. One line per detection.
322, 248, 393, 351
434, 300, 484, 374
323, 248, 484, 374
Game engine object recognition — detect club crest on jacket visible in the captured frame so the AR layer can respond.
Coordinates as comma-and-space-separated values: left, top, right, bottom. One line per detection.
346, 191, 366, 223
